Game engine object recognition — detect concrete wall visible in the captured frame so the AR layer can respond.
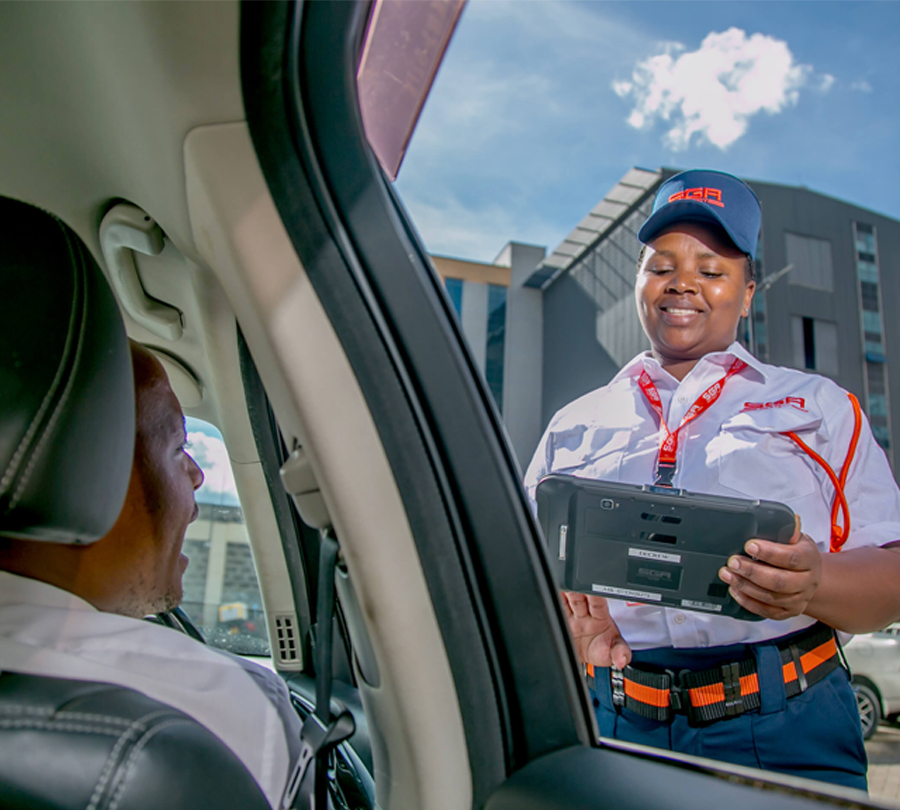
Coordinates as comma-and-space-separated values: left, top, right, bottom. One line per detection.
541, 273, 621, 429
499, 242, 546, 469
459, 280, 488, 373
752, 183, 866, 400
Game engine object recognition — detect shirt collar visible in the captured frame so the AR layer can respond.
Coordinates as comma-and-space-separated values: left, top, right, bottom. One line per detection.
612, 342, 769, 384
0, 570, 99, 612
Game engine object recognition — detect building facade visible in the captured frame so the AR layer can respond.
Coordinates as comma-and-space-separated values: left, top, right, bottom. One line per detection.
434, 168, 900, 475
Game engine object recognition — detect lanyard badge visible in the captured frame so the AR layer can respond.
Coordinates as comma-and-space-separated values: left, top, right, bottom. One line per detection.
638, 359, 746, 487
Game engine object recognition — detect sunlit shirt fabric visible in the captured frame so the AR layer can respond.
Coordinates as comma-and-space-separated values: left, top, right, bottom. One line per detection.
0, 571, 301, 808
524, 341, 900, 650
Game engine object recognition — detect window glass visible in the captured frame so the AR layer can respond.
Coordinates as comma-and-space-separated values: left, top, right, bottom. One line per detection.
857, 260, 879, 283
444, 276, 464, 317
785, 232, 834, 291
377, 0, 900, 796
863, 310, 883, 335
181, 417, 270, 656
791, 315, 838, 373
485, 283, 507, 410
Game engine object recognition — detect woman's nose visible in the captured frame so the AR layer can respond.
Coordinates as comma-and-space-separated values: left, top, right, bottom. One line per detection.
666, 269, 698, 293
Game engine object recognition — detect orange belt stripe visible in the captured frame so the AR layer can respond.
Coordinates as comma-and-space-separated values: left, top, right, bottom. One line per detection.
623, 679, 669, 708
687, 673, 759, 708
605, 637, 835, 710
782, 638, 836, 684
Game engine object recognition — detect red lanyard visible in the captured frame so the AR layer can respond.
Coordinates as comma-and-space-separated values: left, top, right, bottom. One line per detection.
638, 358, 747, 486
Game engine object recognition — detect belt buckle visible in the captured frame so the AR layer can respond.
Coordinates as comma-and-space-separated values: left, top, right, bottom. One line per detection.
665, 669, 686, 714
722, 662, 745, 717
610, 666, 626, 708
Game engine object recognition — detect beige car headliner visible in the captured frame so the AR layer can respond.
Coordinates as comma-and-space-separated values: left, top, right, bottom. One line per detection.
0, 1, 242, 263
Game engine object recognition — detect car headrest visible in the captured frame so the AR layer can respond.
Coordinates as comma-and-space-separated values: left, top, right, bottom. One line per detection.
0, 196, 134, 544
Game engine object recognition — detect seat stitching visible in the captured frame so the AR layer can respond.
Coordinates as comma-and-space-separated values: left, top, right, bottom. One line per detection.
56, 711, 147, 727
0, 718, 125, 735
10, 225, 91, 509
0, 705, 157, 728
86, 710, 173, 810
106, 718, 195, 810
0, 218, 82, 495
0, 704, 56, 718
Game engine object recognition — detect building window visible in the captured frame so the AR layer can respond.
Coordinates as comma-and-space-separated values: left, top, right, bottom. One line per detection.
785, 232, 834, 292
182, 418, 269, 656
485, 284, 507, 411
444, 276, 463, 317
791, 316, 839, 376
854, 222, 891, 457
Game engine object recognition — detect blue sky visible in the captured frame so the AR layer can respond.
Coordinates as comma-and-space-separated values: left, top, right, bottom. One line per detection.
394, 1, 900, 263
185, 417, 240, 507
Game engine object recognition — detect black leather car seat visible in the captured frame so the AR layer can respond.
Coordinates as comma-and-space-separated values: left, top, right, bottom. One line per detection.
0, 196, 270, 809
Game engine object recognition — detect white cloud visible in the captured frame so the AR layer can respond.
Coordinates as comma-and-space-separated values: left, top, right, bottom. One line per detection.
851, 79, 873, 93
817, 74, 836, 93
614, 28, 818, 151
187, 430, 240, 506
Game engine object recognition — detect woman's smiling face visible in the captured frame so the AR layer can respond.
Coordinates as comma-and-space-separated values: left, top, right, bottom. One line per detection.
635, 222, 755, 379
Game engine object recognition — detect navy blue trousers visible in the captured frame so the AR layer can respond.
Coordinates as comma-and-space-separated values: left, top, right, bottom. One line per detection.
590, 641, 868, 792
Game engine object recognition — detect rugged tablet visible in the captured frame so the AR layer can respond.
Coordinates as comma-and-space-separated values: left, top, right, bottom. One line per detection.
535, 474, 796, 621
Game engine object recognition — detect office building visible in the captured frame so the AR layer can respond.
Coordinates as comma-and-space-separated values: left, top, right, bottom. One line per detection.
433, 168, 900, 473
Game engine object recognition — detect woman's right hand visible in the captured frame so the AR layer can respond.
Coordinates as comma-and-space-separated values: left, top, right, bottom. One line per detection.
561, 592, 632, 669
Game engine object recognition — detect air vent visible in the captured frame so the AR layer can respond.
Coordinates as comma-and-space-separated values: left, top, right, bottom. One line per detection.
273, 613, 301, 669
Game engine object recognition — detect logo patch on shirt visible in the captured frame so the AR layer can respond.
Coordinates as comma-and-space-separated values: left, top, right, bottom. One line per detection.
742, 396, 807, 413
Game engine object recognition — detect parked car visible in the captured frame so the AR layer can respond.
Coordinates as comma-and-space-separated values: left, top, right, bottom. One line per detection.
845, 626, 900, 739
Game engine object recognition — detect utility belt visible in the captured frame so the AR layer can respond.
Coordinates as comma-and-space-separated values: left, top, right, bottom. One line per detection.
586, 623, 842, 727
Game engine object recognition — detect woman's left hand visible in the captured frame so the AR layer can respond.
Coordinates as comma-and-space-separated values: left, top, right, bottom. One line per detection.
718, 515, 822, 620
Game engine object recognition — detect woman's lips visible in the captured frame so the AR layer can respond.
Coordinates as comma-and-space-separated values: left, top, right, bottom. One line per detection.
659, 305, 703, 325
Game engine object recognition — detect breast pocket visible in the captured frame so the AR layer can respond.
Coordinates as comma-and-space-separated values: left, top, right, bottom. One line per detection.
715, 409, 823, 501
550, 426, 636, 483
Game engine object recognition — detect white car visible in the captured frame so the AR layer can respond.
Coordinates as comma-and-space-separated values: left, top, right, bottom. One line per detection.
844, 626, 900, 739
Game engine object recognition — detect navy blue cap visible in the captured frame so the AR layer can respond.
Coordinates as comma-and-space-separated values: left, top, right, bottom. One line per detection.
637, 169, 761, 259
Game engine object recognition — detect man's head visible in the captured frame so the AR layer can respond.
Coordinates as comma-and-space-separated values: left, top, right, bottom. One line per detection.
0, 343, 204, 617
109, 343, 205, 615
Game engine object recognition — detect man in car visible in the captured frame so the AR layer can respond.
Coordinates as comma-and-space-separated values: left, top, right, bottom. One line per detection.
0, 342, 302, 808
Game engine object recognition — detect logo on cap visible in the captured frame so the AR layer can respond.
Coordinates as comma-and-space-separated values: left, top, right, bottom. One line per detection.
668, 187, 724, 208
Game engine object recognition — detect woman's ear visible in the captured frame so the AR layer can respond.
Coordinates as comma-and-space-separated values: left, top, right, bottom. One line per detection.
741, 281, 756, 319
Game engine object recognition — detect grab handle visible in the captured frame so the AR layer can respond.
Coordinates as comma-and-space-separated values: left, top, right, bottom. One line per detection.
99, 203, 183, 341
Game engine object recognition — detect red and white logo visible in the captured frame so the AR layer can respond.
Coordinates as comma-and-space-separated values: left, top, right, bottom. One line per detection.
668, 187, 724, 208
742, 397, 807, 412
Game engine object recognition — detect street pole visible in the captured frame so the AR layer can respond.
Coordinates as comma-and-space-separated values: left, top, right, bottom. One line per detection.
750, 263, 794, 357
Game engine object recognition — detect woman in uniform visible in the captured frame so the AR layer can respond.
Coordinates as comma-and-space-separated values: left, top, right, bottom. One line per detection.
524, 169, 900, 791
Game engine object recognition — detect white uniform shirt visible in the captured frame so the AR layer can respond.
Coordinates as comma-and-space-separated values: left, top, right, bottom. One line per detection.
0, 571, 301, 807
525, 342, 900, 650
